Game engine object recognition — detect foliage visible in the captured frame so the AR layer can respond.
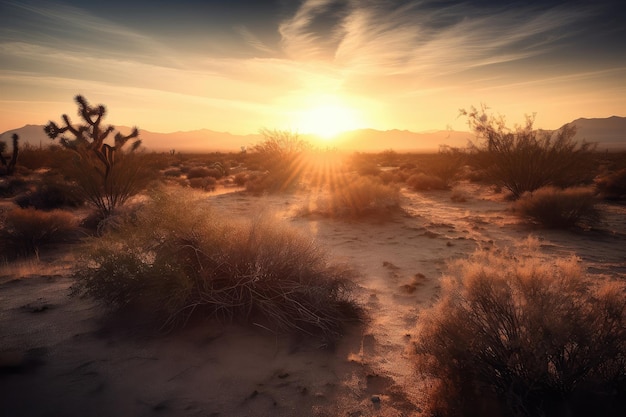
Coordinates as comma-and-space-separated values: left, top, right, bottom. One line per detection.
462, 106, 598, 199
514, 186, 601, 229
414, 248, 626, 417
44, 95, 148, 218
15, 173, 85, 210
0, 134, 19, 176
406, 172, 447, 191
72, 188, 361, 338
595, 168, 626, 201
246, 129, 311, 193
308, 174, 401, 218
0, 207, 78, 257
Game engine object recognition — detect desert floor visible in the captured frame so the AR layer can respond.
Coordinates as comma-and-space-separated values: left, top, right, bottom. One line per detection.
1, 181, 625, 417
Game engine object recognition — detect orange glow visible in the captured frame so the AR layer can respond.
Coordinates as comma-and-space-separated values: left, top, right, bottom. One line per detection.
293, 95, 364, 140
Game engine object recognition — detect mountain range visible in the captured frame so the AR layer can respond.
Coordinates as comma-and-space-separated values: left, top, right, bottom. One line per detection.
1, 116, 624, 153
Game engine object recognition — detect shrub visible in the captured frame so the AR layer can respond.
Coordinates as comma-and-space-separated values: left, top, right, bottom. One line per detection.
406, 172, 447, 191
188, 176, 216, 191
310, 175, 401, 218
0, 177, 28, 198
596, 168, 626, 201
414, 249, 626, 417
71, 189, 361, 337
0, 207, 78, 257
186, 166, 213, 179
462, 106, 598, 199
514, 186, 601, 228
15, 174, 85, 210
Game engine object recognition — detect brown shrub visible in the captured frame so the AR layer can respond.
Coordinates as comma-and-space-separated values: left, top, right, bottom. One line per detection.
595, 168, 626, 201
0, 207, 78, 257
514, 186, 601, 228
414, 249, 626, 417
406, 172, 447, 191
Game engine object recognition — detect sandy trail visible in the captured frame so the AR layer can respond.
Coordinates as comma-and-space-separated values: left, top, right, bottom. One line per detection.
1, 182, 624, 416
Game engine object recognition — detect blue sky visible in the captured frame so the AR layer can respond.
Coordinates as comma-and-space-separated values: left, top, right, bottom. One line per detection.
1, 0, 624, 135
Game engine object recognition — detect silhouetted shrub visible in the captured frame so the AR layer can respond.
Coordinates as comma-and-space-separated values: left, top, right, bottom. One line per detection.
462, 106, 598, 199
414, 248, 626, 417
0, 207, 78, 257
72, 188, 361, 337
514, 186, 601, 228
15, 174, 85, 210
233, 172, 248, 186
596, 168, 626, 201
186, 166, 212, 179
0, 177, 28, 198
188, 176, 216, 191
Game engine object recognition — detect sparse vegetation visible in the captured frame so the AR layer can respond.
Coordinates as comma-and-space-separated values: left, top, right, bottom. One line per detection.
514, 186, 601, 229
44, 95, 150, 220
414, 248, 626, 417
71, 188, 361, 338
462, 106, 598, 199
0, 207, 78, 258
0, 134, 19, 176
596, 168, 626, 201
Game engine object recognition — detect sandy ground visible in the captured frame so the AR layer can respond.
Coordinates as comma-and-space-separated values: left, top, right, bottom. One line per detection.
1, 182, 625, 417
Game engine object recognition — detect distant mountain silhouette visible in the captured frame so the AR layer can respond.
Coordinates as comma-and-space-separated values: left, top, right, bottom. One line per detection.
2, 116, 624, 152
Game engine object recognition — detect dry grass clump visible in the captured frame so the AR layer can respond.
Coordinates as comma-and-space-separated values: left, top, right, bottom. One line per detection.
15, 173, 85, 210
595, 168, 626, 201
72, 188, 361, 338
406, 172, 447, 191
514, 186, 601, 229
0, 207, 78, 258
414, 248, 626, 417
310, 175, 401, 218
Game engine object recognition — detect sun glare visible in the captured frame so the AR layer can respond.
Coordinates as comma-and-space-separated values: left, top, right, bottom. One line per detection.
294, 96, 363, 140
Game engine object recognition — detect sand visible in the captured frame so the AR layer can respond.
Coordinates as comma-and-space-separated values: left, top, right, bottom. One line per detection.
1, 181, 624, 416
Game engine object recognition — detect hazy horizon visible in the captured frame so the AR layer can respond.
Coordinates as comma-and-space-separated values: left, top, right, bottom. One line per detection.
1, 0, 625, 137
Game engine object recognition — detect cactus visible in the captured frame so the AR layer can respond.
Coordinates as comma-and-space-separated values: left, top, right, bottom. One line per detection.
44, 95, 141, 178
0, 133, 19, 176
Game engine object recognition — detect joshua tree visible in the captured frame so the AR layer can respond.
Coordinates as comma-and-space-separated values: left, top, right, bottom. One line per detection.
44, 95, 148, 220
0, 133, 19, 176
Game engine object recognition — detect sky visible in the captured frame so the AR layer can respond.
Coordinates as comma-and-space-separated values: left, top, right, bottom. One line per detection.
1, 0, 625, 137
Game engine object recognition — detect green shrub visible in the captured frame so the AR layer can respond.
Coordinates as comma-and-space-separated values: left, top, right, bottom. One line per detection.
72, 188, 361, 337
514, 186, 601, 229
0, 207, 78, 257
462, 106, 598, 199
414, 249, 626, 417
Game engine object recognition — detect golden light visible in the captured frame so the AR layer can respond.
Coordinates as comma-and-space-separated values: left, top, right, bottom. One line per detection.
294, 95, 364, 140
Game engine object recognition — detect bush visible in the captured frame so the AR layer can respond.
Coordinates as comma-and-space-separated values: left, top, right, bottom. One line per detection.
188, 176, 216, 191
462, 106, 598, 199
406, 172, 447, 191
596, 168, 626, 201
309, 175, 401, 218
0, 207, 78, 257
15, 174, 85, 210
414, 249, 626, 417
71, 188, 361, 337
514, 186, 601, 228
186, 166, 222, 179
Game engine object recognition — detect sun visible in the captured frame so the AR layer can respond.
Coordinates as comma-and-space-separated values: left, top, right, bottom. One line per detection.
294, 96, 363, 140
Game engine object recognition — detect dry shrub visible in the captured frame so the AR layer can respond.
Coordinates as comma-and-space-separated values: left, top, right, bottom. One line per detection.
313, 175, 401, 218
407, 172, 447, 191
186, 166, 223, 179
514, 186, 601, 229
462, 106, 597, 199
72, 188, 361, 338
595, 168, 626, 201
15, 174, 85, 210
188, 176, 216, 191
414, 249, 626, 417
0, 207, 78, 257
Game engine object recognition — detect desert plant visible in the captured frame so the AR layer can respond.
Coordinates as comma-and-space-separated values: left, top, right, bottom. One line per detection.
0, 134, 19, 176
44, 95, 148, 219
0, 207, 78, 257
72, 188, 361, 338
15, 173, 85, 210
596, 168, 626, 201
514, 186, 601, 229
246, 129, 311, 193
462, 106, 598, 199
310, 174, 401, 218
414, 248, 626, 417
406, 172, 447, 191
